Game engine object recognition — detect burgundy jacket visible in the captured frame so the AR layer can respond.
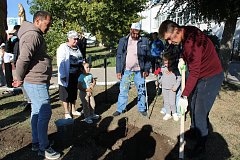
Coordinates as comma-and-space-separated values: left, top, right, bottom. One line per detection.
182, 26, 222, 96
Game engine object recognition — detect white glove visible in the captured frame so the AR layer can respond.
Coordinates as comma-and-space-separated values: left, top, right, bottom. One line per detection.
178, 58, 185, 72
178, 96, 188, 114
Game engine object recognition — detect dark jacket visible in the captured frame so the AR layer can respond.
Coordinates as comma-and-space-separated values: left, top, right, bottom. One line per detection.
116, 34, 151, 75
5, 34, 19, 65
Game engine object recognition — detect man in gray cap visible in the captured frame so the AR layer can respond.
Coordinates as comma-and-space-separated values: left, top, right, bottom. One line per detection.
113, 22, 151, 117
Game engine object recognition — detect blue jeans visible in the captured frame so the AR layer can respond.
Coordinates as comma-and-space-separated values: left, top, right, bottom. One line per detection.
24, 82, 52, 151
190, 72, 224, 136
117, 70, 146, 113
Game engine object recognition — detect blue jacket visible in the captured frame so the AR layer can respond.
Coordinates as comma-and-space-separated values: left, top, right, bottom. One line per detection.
116, 34, 151, 75
150, 39, 164, 57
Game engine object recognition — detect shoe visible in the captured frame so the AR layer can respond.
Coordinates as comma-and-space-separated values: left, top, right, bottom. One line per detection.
172, 113, 179, 121
157, 87, 162, 95
38, 147, 60, 160
65, 113, 72, 119
140, 111, 147, 116
187, 143, 206, 159
185, 128, 197, 140
163, 114, 172, 120
160, 108, 166, 115
32, 143, 39, 151
112, 111, 121, 117
91, 114, 100, 120
160, 110, 165, 115
72, 111, 81, 116
84, 117, 93, 124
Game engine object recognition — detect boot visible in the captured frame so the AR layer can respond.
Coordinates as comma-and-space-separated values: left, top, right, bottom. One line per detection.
187, 135, 207, 159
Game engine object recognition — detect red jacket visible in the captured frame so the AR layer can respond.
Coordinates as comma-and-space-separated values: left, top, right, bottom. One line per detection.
182, 26, 222, 96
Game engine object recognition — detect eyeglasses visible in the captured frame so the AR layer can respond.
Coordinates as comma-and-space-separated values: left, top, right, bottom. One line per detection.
73, 38, 79, 41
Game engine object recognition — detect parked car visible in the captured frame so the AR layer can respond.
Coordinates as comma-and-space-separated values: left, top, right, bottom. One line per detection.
84, 32, 97, 46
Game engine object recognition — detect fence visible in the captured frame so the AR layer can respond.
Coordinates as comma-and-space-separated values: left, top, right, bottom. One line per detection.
87, 49, 116, 68
231, 38, 240, 61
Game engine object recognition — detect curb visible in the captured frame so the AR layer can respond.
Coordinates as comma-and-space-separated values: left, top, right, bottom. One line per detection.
0, 79, 156, 92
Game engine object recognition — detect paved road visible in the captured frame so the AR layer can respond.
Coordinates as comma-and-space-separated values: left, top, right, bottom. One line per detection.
1, 62, 240, 93
0, 67, 156, 92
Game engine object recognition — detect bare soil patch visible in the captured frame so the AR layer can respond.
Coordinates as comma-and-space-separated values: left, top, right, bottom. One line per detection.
0, 81, 240, 160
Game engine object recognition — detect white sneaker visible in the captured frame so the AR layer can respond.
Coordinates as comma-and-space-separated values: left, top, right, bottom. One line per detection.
84, 117, 93, 124
163, 114, 172, 120
160, 108, 166, 115
72, 111, 81, 116
160, 110, 165, 115
65, 113, 72, 119
91, 114, 100, 120
173, 113, 179, 121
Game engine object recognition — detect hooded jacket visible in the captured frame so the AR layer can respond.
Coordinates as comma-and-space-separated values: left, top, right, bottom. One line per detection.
16, 21, 52, 84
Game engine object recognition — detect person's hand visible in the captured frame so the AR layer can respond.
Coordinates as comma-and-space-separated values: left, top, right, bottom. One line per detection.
178, 96, 188, 114
178, 58, 185, 72
87, 92, 92, 96
7, 33, 14, 40
89, 84, 94, 90
12, 80, 23, 88
172, 88, 176, 92
143, 72, 149, 78
117, 73, 122, 80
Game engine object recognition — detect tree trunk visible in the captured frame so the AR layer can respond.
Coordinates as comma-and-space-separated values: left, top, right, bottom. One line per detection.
0, 0, 7, 43
219, 15, 238, 73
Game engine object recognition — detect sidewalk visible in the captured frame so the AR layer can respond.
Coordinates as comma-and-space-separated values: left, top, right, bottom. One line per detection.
2, 62, 239, 93
0, 67, 156, 92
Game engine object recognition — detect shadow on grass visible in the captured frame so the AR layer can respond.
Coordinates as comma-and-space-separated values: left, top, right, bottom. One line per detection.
104, 124, 156, 160
94, 83, 119, 115
222, 81, 240, 91
0, 103, 30, 131
2, 143, 44, 160
165, 122, 231, 160
87, 47, 109, 54
49, 89, 60, 105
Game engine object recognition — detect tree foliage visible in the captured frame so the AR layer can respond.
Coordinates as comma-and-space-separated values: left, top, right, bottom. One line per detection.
28, 0, 148, 57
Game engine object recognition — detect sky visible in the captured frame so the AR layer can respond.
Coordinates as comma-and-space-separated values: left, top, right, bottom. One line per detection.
7, 0, 33, 22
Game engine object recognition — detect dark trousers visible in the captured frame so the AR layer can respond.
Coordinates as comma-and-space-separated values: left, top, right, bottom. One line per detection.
190, 72, 224, 137
4, 63, 13, 88
150, 56, 161, 73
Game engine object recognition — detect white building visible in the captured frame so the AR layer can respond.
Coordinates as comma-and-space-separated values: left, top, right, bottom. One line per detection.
6, 17, 20, 32
140, 1, 240, 41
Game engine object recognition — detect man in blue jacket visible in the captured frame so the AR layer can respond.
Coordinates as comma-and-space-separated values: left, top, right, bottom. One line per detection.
113, 22, 151, 117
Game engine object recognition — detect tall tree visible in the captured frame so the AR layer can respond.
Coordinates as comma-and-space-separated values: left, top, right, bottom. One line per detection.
158, 0, 240, 71
0, 0, 7, 43
29, 0, 148, 48
80, 0, 147, 46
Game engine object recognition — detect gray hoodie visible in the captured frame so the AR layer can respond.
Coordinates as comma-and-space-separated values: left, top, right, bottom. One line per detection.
16, 21, 52, 84
159, 66, 181, 91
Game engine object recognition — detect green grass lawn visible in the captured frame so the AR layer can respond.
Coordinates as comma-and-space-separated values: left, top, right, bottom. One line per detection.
51, 46, 116, 68
86, 46, 116, 68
